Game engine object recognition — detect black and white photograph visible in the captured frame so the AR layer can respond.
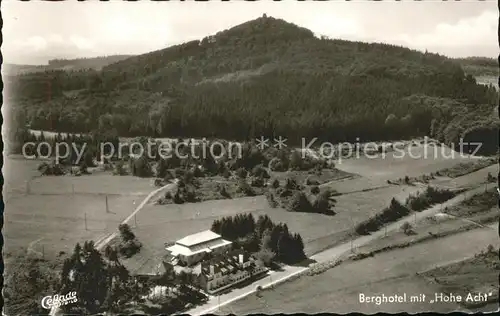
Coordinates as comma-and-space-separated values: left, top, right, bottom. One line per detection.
1, 0, 498, 315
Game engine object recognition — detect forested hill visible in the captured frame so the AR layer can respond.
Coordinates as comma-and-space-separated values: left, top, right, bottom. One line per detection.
8, 16, 499, 154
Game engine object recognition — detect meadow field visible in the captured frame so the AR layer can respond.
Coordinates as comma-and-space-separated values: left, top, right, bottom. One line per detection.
3, 156, 153, 259
333, 143, 482, 181
4, 192, 147, 259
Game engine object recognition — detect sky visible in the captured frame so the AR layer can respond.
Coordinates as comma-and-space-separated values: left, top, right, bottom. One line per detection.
2, 0, 498, 65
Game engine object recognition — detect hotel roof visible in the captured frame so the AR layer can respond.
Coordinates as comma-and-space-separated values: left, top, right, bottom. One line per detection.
166, 238, 232, 257
176, 230, 222, 247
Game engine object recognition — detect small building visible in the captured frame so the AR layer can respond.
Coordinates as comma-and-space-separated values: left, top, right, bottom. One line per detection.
166, 230, 232, 266
198, 249, 268, 294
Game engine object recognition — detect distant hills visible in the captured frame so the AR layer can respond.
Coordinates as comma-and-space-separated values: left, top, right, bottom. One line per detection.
3, 55, 133, 75
7, 16, 499, 154
455, 57, 498, 77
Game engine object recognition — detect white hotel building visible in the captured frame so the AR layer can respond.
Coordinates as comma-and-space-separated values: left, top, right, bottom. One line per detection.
165, 230, 233, 266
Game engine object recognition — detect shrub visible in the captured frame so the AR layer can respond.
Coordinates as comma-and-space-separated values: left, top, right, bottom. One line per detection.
312, 190, 334, 214
118, 224, 135, 242
38, 162, 66, 176
270, 178, 280, 189
400, 222, 413, 235
183, 170, 195, 184
118, 239, 142, 258
173, 191, 184, 204
310, 186, 320, 195
287, 191, 312, 212
269, 158, 286, 172
251, 176, 265, 188
130, 157, 152, 178
255, 247, 276, 267
265, 191, 278, 208
275, 186, 293, 198
252, 165, 270, 179
218, 184, 231, 199
236, 167, 248, 179
237, 179, 255, 196
173, 167, 185, 179
285, 177, 299, 190
222, 168, 231, 179
305, 176, 320, 186
486, 244, 495, 253
117, 224, 142, 258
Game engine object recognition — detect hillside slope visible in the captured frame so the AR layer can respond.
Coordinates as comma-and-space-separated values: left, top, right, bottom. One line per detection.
8, 16, 499, 153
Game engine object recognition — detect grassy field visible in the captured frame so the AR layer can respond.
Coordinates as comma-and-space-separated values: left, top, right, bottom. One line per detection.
428, 164, 497, 190
421, 247, 498, 311
3, 156, 154, 259
334, 143, 482, 182
218, 225, 497, 314
4, 193, 147, 259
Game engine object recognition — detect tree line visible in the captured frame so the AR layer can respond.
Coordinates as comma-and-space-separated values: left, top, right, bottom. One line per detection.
211, 213, 306, 265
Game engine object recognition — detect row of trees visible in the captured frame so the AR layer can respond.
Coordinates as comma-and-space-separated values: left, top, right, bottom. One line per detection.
356, 186, 458, 235
211, 213, 306, 265
405, 186, 457, 212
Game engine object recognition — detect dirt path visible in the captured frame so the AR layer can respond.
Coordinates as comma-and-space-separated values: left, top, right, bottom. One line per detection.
94, 180, 178, 251
27, 237, 44, 257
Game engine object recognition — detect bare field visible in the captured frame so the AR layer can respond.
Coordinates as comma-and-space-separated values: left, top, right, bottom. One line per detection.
219, 226, 497, 314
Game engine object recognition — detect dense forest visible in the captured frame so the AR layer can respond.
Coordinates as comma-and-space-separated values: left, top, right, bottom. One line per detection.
7, 16, 499, 154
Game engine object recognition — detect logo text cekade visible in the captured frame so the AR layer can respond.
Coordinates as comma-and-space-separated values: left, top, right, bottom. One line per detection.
41, 292, 78, 309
